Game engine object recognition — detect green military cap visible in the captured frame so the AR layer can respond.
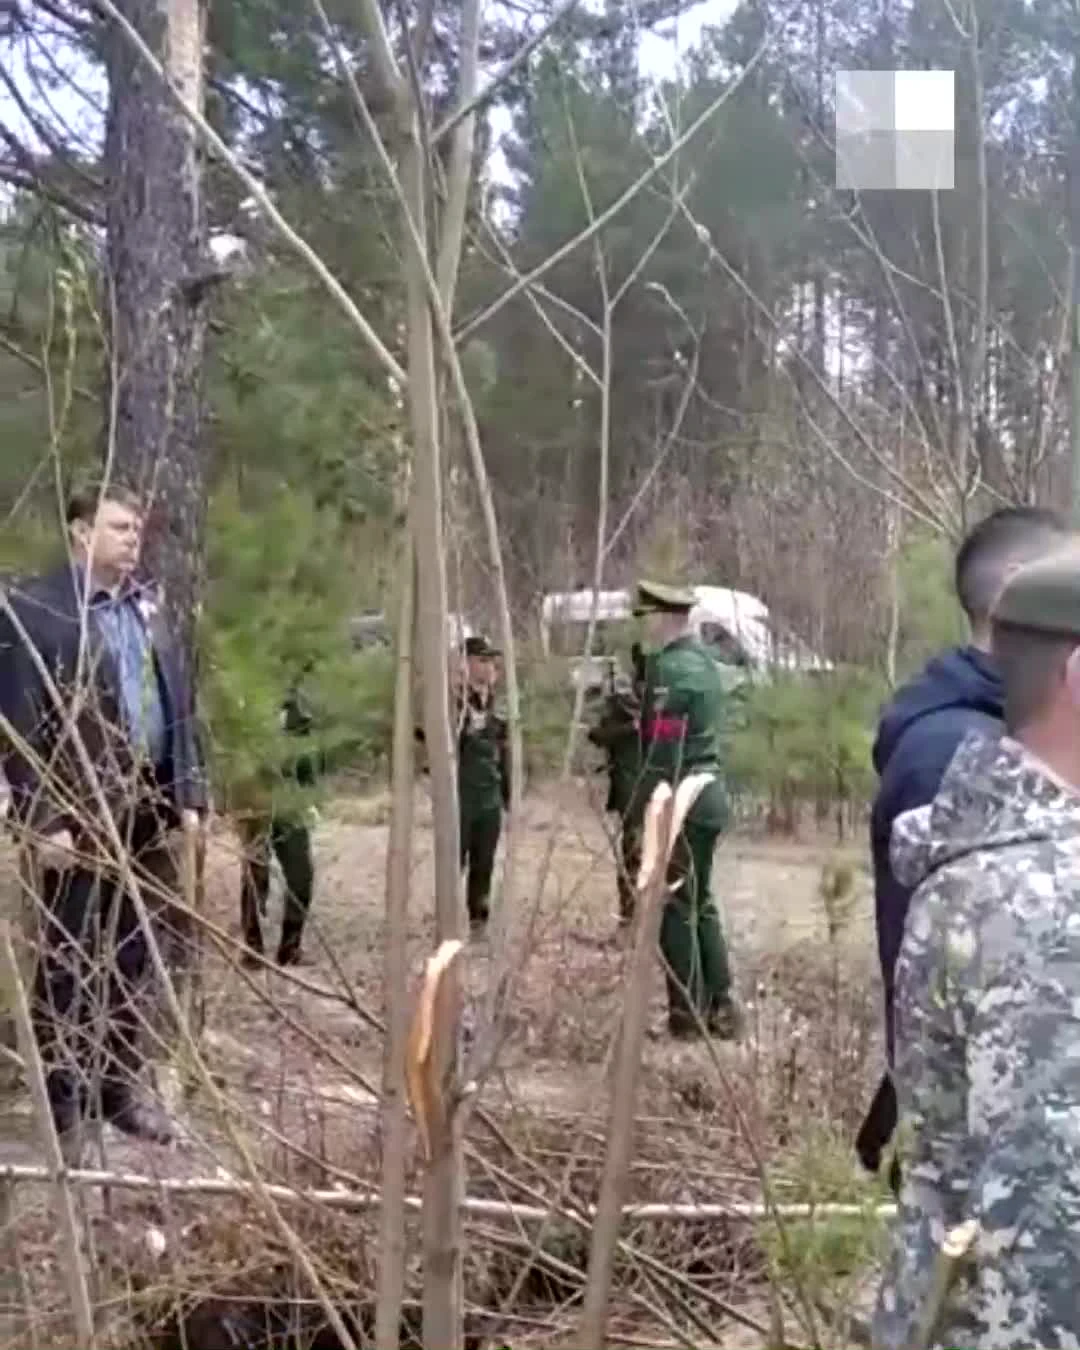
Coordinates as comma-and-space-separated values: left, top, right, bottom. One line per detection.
632, 579, 696, 616
993, 547, 1080, 638
464, 634, 501, 658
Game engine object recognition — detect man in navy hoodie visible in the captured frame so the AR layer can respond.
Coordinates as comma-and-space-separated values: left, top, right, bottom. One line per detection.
857, 505, 1071, 1185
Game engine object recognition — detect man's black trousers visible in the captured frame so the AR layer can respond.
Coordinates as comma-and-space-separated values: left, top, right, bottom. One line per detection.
31, 805, 175, 1134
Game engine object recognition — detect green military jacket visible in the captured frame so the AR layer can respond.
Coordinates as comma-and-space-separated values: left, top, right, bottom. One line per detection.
632, 635, 728, 831
456, 684, 510, 819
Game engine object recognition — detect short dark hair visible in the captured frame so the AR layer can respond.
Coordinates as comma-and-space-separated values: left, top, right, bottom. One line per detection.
65, 481, 144, 526
954, 506, 1069, 625
991, 621, 1076, 731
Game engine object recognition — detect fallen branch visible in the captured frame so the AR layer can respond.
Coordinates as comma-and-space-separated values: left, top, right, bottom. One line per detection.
0, 1162, 896, 1222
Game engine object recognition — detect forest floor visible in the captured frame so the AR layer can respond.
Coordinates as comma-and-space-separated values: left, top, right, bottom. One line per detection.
0, 780, 890, 1349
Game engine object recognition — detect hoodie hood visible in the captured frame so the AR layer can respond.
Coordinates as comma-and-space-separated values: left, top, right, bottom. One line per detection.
889, 732, 1080, 891
873, 647, 1002, 776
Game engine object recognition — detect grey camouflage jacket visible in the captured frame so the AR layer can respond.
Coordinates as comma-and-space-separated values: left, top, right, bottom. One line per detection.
873, 732, 1080, 1350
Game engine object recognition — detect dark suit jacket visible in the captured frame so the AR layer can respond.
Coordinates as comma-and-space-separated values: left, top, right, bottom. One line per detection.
0, 564, 207, 840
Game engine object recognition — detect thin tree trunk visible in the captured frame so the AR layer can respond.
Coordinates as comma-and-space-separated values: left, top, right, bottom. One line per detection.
578, 789, 673, 1348
965, 0, 989, 503
401, 114, 464, 1350
102, 0, 208, 1085
344, 0, 467, 1338
1069, 50, 1080, 522
375, 525, 416, 1350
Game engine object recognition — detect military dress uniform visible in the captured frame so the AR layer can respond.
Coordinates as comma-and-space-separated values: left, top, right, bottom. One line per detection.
456, 636, 510, 931
631, 582, 739, 1039
873, 550, 1080, 1350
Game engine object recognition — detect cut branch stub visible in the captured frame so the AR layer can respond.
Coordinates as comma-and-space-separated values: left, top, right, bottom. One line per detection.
405, 939, 465, 1162
636, 773, 715, 893
661, 773, 717, 894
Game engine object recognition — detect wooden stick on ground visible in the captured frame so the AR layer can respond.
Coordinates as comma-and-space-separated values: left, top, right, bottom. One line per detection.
0, 1160, 897, 1221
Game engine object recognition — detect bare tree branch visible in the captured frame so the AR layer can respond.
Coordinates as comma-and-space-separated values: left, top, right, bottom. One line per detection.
432, 0, 581, 144
90, 0, 407, 388
0, 328, 95, 401
453, 24, 776, 345
434, 0, 482, 309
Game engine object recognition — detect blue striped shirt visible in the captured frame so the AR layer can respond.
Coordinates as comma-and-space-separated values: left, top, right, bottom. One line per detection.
87, 581, 168, 768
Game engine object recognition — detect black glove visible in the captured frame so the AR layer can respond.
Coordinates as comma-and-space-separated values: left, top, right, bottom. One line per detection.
855, 1071, 901, 1197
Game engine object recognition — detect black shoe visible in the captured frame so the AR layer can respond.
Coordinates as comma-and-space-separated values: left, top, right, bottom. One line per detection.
468, 917, 488, 942
241, 948, 263, 970
107, 1099, 177, 1145
668, 1015, 707, 1041
706, 1001, 744, 1042
277, 946, 312, 968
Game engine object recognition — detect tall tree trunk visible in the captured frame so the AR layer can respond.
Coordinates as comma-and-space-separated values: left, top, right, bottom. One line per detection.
401, 115, 465, 1350
103, 0, 208, 652
810, 0, 826, 383
102, 0, 208, 1088
375, 522, 416, 1350
1069, 48, 1080, 523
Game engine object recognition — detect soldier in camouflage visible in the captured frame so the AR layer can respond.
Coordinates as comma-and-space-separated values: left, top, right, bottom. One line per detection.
874, 545, 1080, 1350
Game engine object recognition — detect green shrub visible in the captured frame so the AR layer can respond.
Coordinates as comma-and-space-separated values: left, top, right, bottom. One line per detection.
726, 669, 884, 831
895, 530, 965, 681
757, 1126, 890, 1318
517, 650, 578, 780
200, 485, 392, 816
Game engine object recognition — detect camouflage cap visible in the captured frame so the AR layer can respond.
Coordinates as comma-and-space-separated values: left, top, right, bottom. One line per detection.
632, 579, 696, 616
992, 547, 1080, 638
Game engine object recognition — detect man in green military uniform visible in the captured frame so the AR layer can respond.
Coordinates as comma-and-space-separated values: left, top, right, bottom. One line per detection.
631, 581, 741, 1039
589, 645, 645, 927
239, 675, 320, 968
456, 634, 510, 936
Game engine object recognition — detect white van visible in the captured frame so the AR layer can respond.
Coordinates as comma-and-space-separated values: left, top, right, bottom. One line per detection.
539, 585, 829, 693
538, 590, 635, 695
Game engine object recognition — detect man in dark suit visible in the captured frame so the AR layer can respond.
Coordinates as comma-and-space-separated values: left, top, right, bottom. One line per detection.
0, 483, 206, 1146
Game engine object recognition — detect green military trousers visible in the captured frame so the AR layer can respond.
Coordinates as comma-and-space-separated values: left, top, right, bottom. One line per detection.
615, 818, 642, 926
460, 805, 502, 926
659, 807, 733, 1035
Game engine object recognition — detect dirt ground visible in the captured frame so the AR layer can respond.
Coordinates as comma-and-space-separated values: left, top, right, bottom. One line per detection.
0, 781, 884, 1348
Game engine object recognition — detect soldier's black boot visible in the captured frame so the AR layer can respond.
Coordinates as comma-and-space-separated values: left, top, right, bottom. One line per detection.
706, 998, 743, 1042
